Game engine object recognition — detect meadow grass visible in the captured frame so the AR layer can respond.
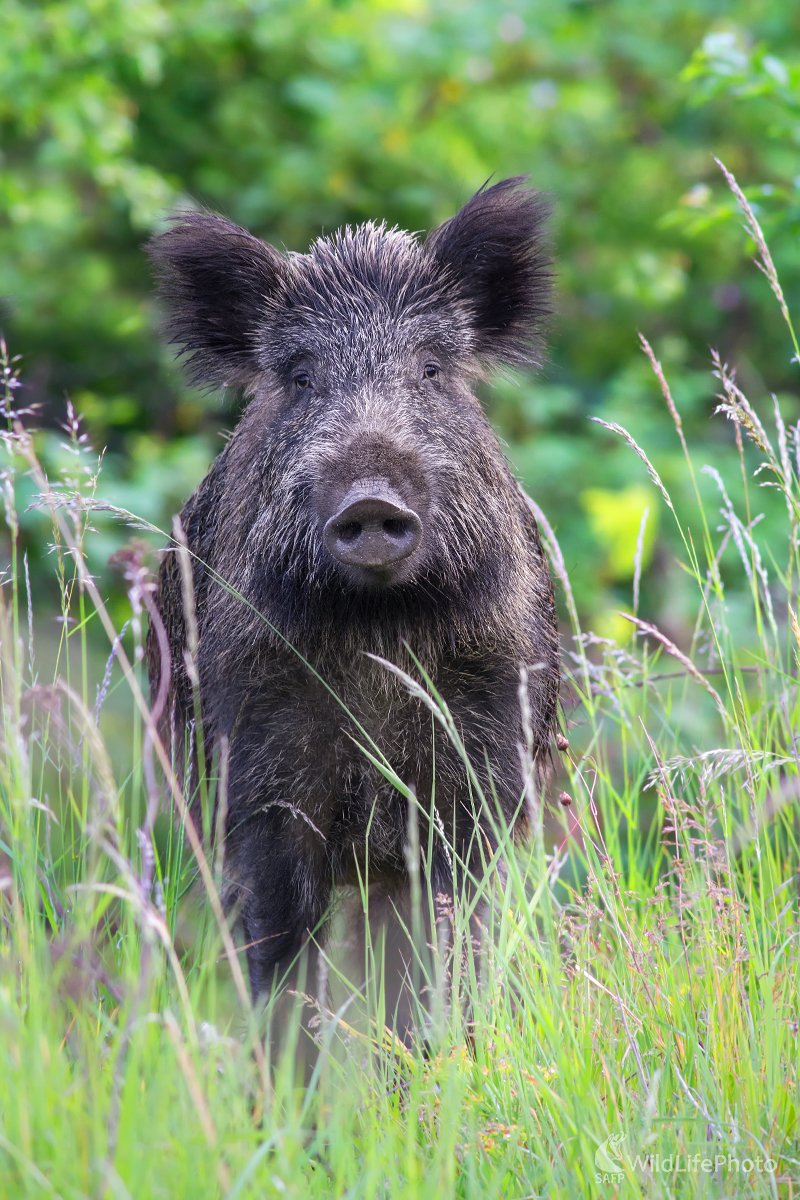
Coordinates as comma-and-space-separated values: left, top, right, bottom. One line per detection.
1, 189, 799, 1198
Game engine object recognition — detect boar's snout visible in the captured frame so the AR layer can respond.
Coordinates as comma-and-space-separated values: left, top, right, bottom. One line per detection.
323, 480, 423, 574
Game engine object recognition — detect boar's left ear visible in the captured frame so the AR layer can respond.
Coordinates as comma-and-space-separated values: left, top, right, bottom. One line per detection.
424, 177, 551, 367
147, 210, 287, 390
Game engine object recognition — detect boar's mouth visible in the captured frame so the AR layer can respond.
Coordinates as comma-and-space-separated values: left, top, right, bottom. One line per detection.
323, 479, 423, 581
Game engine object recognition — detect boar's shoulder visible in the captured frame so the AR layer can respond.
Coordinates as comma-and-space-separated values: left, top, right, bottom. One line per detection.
147, 447, 230, 726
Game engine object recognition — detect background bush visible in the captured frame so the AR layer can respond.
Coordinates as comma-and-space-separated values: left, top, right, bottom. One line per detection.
2, 0, 800, 629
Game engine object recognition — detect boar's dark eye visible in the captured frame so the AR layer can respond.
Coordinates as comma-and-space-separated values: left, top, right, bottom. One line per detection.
423, 363, 439, 380
293, 373, 312, 391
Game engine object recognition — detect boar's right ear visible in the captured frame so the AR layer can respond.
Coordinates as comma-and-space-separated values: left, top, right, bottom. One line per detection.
425, 177, 551, 368
147, 211, 286, 389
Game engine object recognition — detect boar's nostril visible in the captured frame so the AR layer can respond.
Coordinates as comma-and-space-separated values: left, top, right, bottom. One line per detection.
383, 517, 409, 537
323, 484, 423, 572
336, 521, 363, 545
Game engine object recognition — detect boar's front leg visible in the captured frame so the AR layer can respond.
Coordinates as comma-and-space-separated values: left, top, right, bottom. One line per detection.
232, 827, 331, 1066
238, 846, 330, 993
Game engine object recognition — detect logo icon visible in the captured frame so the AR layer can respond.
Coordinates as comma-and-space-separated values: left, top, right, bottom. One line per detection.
592, 1129, 779, 1182
595, 1132, 626, 1175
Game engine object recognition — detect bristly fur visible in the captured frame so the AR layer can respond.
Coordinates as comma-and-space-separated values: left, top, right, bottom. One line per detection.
148, 176, 551, 390
146, 178, 559, 1021
425, 176, 552, 367
148, 214, 287, 389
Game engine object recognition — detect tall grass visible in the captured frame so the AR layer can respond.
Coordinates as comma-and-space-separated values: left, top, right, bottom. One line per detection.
1, 176, 799, 1198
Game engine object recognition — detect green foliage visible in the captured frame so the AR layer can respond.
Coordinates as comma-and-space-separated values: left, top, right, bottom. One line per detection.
2, 8, 800, 1192
2, 270, 800, 1194
2, 0, 800, 618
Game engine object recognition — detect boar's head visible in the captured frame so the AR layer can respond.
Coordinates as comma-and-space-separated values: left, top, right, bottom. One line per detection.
148, 179, 551, 650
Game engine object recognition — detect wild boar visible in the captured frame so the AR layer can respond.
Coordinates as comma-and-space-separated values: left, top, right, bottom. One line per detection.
147, 177, 560, 1036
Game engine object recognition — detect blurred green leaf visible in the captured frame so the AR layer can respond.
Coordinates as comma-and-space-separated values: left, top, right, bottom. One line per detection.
1, 0, 799, 625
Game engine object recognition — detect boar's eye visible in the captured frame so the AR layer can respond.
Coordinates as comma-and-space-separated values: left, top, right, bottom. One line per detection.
423, 363, 439, 380
293, 372, 312, 391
